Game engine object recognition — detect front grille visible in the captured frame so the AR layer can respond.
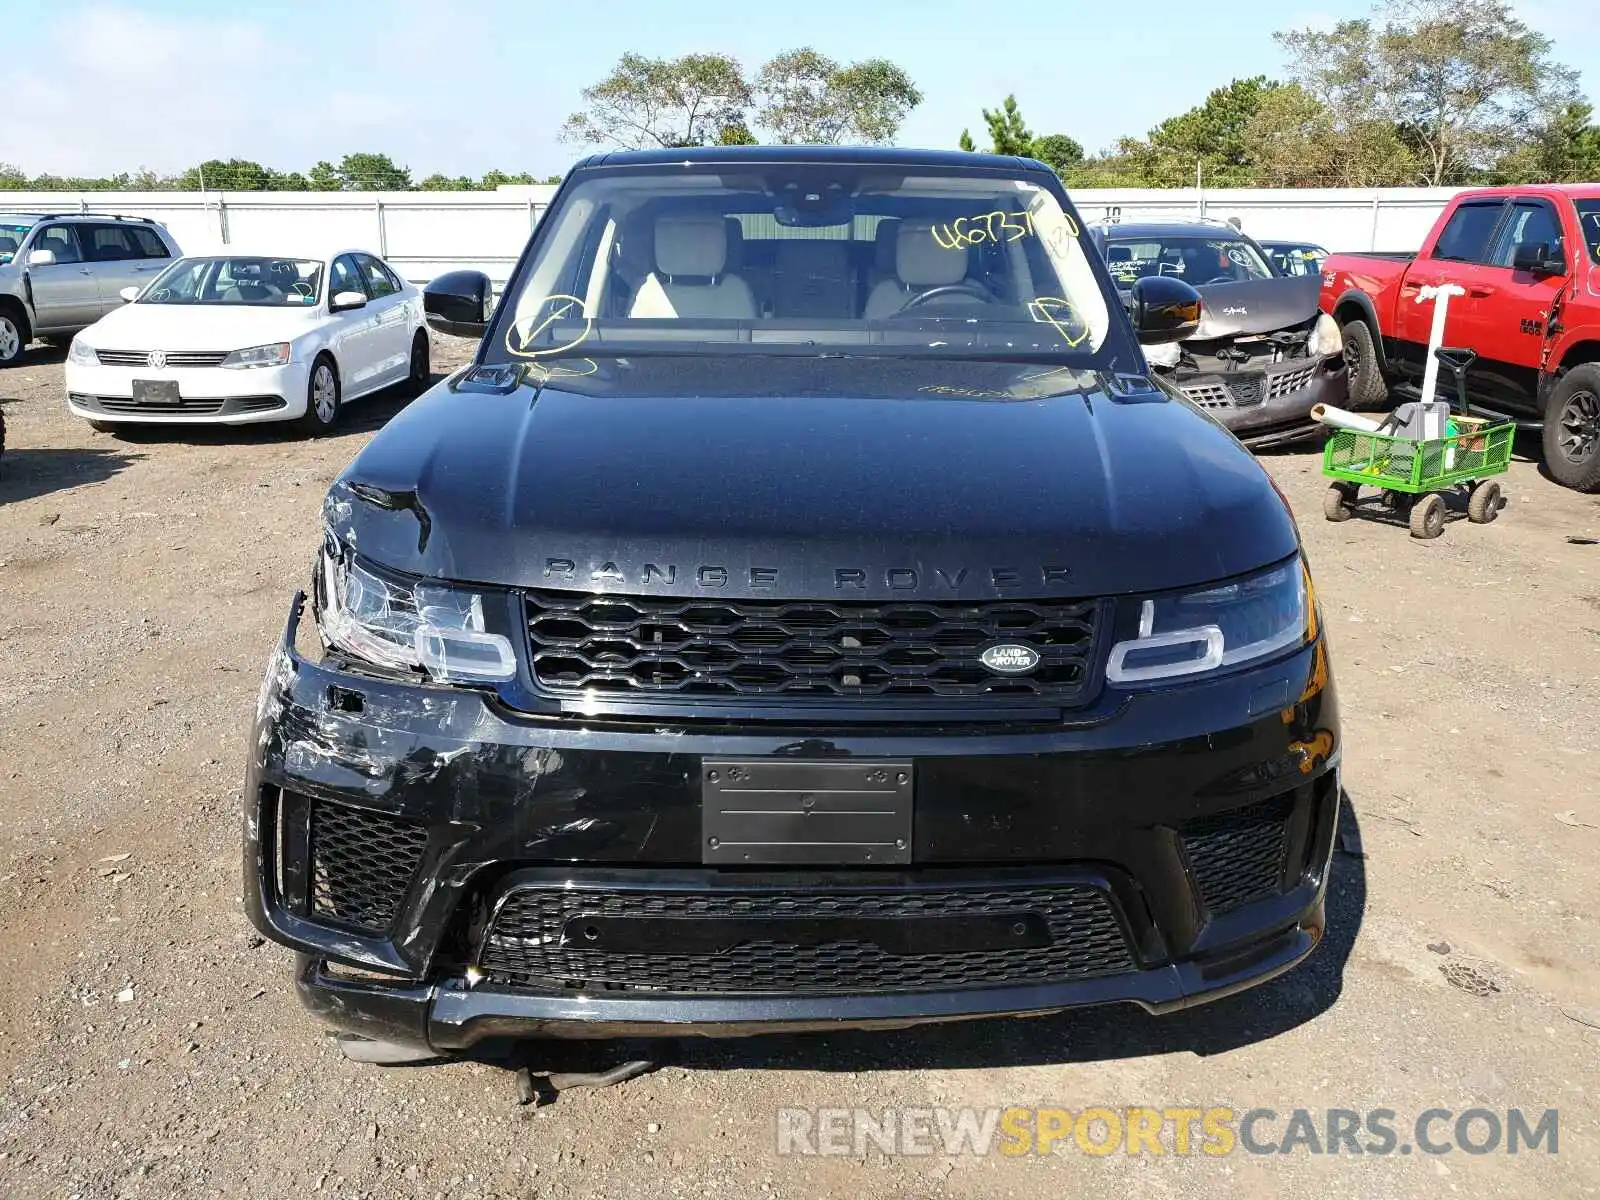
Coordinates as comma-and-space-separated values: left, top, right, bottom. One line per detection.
525, 592, 1103, 703
77, 393, 227, 415
308, 801, 428, 934
478, 879, 1135, 994
96, 350, 230, 367
1266, 364, 1318, 399
1180, 380, 1231, 409
1180, 794, 1294, 914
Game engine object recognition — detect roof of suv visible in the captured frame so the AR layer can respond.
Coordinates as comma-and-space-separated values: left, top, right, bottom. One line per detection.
1094, 220, 1254, 240
573, 145, 1050, 173
0, 211, 159, 224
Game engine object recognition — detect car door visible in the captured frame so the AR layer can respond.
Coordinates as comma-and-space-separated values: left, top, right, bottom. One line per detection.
353, 253, 410, 383
326, 253, 385, 392
23, 222, 102, 332
1454, 197, 1570, 417
80, 224, 148, 315
1389, 198, 1508, 382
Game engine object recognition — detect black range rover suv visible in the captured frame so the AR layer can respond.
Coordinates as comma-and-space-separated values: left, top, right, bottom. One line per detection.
244, 147, 1340, 1062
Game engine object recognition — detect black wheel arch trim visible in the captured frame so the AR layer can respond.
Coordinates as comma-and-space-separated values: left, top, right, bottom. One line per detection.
1330, 289, 1389, 373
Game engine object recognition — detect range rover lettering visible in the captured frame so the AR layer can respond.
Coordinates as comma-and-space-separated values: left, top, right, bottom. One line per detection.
243, 147, 1340, 1064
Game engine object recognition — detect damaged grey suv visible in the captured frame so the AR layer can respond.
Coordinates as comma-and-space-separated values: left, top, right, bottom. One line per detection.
1090, 220, 1347, 449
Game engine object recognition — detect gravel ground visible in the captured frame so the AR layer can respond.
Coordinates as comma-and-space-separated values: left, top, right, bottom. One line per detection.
1, 337, 1597, 1199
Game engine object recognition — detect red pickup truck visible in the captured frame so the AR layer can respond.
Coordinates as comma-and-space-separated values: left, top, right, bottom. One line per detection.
1319, 184, 1600, 491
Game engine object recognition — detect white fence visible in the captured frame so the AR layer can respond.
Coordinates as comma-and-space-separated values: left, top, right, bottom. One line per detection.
1, 185, 1463, 286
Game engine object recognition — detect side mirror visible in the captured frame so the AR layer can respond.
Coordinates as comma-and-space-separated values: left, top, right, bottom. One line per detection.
330, 290, 368, 312
424, 270, 494, 339
28, 248, 57, 267
1128, 275, 1202, 345
1512, 241, 1564, 276
119, 285, 140, 303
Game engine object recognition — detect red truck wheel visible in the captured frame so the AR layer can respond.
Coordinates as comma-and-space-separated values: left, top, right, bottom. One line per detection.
1341, 319, 1389, 409
1544, 365, 1600, 492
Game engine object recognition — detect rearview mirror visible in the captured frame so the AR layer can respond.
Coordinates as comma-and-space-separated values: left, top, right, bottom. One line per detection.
1512, 241, 1564, 276
28, 248, 57, 267
330, 290, 368, 312
1128, 275, 1202, 345
424, 270, 494, 339
119, 285, 140, 303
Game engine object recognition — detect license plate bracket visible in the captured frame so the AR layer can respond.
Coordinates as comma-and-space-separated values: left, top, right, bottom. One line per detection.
132, 378, 181, 405
701, 758, 913, 866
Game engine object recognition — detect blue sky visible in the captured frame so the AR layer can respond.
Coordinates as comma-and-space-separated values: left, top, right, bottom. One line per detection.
8, 0, 1599, 179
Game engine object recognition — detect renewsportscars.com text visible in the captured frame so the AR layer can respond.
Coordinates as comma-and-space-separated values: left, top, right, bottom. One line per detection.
775, 1106, 1558, 1158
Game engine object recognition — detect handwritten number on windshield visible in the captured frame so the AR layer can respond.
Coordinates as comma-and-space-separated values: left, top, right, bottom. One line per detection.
932, 210, 1033, 250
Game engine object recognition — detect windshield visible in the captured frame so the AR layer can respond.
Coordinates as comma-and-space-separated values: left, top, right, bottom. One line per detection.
140, 256, 324, 306
489, 164, 1116, 366
1575, 202, 1600, 265
0, 217, 34, 265
1102, 235, 1274, 288
1264, 244, 1327, 277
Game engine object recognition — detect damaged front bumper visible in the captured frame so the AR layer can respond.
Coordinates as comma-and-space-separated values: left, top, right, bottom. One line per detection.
1173, 353, 1346, 450
245, 592, 1341, 1053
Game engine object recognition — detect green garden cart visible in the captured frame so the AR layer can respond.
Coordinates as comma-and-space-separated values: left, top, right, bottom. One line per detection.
1321, 347, 1514, 539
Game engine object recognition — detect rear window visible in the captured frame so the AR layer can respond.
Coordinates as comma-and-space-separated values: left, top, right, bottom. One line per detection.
1101, 235, 1273, 287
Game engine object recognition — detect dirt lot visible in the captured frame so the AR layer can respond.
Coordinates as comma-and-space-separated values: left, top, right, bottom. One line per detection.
1, 338, 1597, 1199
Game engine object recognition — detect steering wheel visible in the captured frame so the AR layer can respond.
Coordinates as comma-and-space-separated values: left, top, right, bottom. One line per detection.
899, 281, 992, 311
1199, 275, 1236, 286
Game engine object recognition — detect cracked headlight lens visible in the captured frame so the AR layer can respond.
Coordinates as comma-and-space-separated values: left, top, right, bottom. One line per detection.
1106, 558, 1311, 685
315, 542, 515, 683
1306, 312, 1343, 357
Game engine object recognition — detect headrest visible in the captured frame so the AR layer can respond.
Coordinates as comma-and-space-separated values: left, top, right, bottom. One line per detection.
1106, 245, 1132, 262
723, 217, 744, 270
873, 218, 901, 272
655, 215, 727, 278
0, 236, 16, 253
896, 221, 968, 287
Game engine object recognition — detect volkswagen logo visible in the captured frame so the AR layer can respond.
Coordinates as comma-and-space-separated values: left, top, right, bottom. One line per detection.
980, 644, 1041, 674
146, 350, 166, 370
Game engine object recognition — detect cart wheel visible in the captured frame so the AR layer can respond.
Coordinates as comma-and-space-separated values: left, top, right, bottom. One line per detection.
1409, 492, 1446, 539
1467, 480, 1502, 524
1323, 484, 1354, 522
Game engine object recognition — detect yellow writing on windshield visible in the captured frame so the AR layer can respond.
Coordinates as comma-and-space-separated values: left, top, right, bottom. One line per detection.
1028, 296, 1090, 348
931, 210, 1040, 250
506, 294, 593, 360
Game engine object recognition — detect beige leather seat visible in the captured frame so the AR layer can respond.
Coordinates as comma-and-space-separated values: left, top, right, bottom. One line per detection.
864, 221, 971, 319
628, 215, 757, 320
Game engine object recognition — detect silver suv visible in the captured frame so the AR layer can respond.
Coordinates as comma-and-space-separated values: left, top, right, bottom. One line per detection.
0, 213, 183, 366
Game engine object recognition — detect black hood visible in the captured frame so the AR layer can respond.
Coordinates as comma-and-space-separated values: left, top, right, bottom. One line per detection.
325, 356, 1299, 601
1191, 275, 1321, 339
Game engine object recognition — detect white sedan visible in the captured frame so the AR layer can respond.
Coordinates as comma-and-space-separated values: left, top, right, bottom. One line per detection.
64, 248, 429, 434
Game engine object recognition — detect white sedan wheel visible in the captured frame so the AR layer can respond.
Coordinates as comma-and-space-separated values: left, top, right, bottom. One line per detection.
297, 358, 341, 435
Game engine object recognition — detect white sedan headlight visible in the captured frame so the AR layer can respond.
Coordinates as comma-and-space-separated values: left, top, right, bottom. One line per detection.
67, 337, 98, 365
1306, 313, 1342, 357
315, 541, 516, 684
221, 342, 292, 369
1106, 558, 1312, 685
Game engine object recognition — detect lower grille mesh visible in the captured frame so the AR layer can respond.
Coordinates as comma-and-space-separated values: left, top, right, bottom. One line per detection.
478, 880, 1134, 994
308, 801, 428, 933
1181, 795, 1294, 914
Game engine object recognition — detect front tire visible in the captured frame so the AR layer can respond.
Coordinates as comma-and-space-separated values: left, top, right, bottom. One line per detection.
1409, 492, 1446, 539
1341, 318, 1388, 408
297, 356, 341, 436
1542, 365, 1600, 492
404, 331, 431, 397
0, 309, 29, 367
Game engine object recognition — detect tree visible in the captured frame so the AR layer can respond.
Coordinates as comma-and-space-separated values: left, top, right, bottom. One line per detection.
308, 161, 343, 191
1243, 82, 1419, 186
1492, 100, 1600, 183
957, 129, 976, 152
1121, 76, 1283, 186
0, 162, 24, 189
1276, 0, 1580, 186
561, 52, 752, 149
335, 152, 411, 190
1031, 133, 1084, 173
981, 95, 1034, 156
177, 158, 271, 190
755, 49, 921, 144
717, 121, 759, 145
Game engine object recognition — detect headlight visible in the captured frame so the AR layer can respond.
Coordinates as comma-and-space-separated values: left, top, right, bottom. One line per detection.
1106, 558, 1311, 685
68, 337, 98, 365
1306, 313, 1342, 357
315, 542, 515, 683
221, 342, 291, 369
